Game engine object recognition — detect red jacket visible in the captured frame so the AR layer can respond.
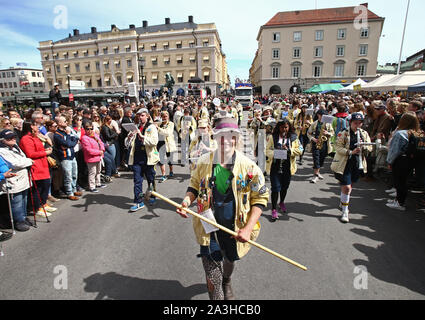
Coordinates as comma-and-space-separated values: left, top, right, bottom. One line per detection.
19, 133, 50, 181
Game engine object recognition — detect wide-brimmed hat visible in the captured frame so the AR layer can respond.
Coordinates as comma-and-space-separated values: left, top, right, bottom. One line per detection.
212, 117, 241, 136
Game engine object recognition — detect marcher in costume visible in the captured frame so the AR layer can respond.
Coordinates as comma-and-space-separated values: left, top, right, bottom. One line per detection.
294, 104, 313, 165
267, 119, 302, 221
307, 109, 334, 183
156, 111, 177, 182
331, 113, 372, 223
176, 118, 269, 300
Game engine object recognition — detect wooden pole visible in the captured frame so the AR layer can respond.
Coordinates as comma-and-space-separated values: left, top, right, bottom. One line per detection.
151, 191, 308, 271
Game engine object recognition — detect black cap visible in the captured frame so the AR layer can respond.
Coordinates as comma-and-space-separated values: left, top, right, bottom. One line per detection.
316, 109, 327, 116
0, 129, 17, 140
351, 113, 365, 122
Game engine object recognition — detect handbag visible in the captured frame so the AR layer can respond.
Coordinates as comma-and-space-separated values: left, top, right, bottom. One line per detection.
47, 156, 58, 168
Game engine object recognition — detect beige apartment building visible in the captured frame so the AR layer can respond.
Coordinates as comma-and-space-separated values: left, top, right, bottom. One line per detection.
250, 4, 385, 95
38, 16, 230, 96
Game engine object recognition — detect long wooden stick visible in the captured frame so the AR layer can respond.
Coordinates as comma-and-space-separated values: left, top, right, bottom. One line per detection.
151, 191, 307, 271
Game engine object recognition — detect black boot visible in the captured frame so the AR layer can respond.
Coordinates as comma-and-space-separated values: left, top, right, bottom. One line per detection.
222, 277, 235, 300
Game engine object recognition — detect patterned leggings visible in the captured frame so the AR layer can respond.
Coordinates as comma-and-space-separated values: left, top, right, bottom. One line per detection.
201, 256, 235, 300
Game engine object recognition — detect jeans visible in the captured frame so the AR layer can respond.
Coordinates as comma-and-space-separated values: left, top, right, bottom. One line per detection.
104, 144, 117, 176
10, 189, 28, 223
132, 163, 155, 203
61, 158, 78, 196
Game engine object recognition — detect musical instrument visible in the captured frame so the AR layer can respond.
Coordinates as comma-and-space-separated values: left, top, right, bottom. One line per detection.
316, 125, 328, 150
357, 130, 364, 170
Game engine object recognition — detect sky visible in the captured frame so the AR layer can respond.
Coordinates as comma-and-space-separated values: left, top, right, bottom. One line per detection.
0, 0, 423, 85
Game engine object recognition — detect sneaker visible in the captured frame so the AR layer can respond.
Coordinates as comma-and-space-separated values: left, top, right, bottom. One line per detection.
169, 172, 174, 178
317, 174, 324, 180
90, 189, 99, 193
271, 209, 278, 222
148, 198, 157, 205
386, 200, 406, 211
340, 212, 349, 223
310, 176, 319, 184
0, 231, 13, 242
385, 188, 396, 194
43, 204, 57, 212
279, 202, 287, 213
389, 192, 397, 198
36, 209, 52, 218
159, 176, 167, 183
96, 184, 107, 189
113, 172, 121, 178
130, 202, 145, 212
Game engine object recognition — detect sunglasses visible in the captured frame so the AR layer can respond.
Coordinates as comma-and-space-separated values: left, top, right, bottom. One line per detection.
86, 127, 94, 130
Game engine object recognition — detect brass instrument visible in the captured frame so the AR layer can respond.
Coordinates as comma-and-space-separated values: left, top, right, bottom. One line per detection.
316, 125, 328, 150
301, 122, 311, 135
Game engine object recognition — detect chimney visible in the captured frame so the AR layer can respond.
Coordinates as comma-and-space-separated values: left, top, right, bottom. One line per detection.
165, 18, 170, 25
360, 3, 368, 8
188, 15, 194, 23
111, 24, 116, 30
91, 27, 97, 33
142, 20, 148, 28
129, 24, 135, 29
69, 33, 72, 38
73, 29, 79, 36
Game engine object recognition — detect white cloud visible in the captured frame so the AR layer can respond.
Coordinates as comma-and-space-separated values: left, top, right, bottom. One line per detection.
0, 24, 39, 48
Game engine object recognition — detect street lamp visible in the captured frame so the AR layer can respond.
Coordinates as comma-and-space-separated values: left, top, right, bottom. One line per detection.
138, 57, 146, 97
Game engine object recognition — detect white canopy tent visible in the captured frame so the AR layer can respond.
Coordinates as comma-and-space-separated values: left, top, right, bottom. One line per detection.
361, 75, 397, 92
363, 71, 425, 92
338, 78, 368, 92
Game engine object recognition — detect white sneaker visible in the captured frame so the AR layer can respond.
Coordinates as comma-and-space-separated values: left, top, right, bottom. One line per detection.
386, 200, 406, 211
340, 212, 349, 223
386, 188, 396, 194
317, 174, 324, 180
389, 192, 397, 198
310, 176, 319, 184
36, 210, 52, 217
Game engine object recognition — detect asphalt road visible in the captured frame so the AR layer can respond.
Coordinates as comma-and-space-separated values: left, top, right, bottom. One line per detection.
1, 118, 425, 300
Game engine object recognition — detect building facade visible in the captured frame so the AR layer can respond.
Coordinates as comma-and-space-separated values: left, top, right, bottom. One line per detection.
377, 49, 425, 75
0, 67, 45, 97
38, 16, 230, 96
250, 4, 385, 95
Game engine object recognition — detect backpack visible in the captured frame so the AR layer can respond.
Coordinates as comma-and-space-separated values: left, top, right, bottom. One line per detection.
335, 117, 348, 136
406, 131, 425, 159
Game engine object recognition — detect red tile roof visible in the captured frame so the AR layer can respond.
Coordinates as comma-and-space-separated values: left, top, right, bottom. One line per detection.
265, 5, 383, 27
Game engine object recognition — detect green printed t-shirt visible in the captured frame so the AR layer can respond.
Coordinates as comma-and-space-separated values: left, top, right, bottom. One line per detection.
213, 164, 232, 195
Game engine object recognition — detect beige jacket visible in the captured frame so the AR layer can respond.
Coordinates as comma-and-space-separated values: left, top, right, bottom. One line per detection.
307, 120, 335, 154
157, 121, 177, 153
331, 128, 372, 175
188, 151, 269, 259
126, 123, 160, 166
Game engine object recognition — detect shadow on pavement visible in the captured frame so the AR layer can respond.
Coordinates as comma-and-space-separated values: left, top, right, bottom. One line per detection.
73, 193, 133, 212
83, 272, 206, 300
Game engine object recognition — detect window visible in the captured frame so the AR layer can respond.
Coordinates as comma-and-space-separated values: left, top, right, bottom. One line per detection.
334, 64, 344, 77
315, 30, 324, 41
96, 62, 100, 71
65, 65, 70, 73
103, 47, 108, 54
164, 57, 170, 65
177, 74, 184, 83
113, 47, 119, 54
4, 83, 7, 88
337, 29, 346, 40
87, 79, 92, 88
11, 72, 15, 77
202, 40, 209, 47
292, 66, 300, 78
114, 61, 121, 68
139, 45, 145, 52
1, 73, 5, 78
336, 45, 345, 57
189, 41, 195, 48
117, 75, 122, 86
151, 44, 157, 51
359, 44, 368, 56
56, 65, 61, 73
152, 58, 158, 66
272, 66, 280, 79
63, 52, 69, 59
105, 78, 111, 86
204, 75, 210, 82
75, 63, 80, 72
97, 79, 102, 87
314, 46, 323, 58
13, 82, 17, 88
273, 32, 280, 42
104, 62, 109, 70
293, 48, 301, 58
361, 28, 369, 38
357, 64, 367, 76
94, 50, 99, 56
272, 49, 280, 59
126, 46, 131, 52
313, 65, 322, 77
127, 60, 132, 67
176, 42, 183, 49
44, 54, 49, 60
190, 57, 196, 64
32, 72, 36, 77
0, 83, 3, 88
85, 63, 90, 72
293, 31, 302, 42
163, 43, 169, 50
84, 51, 89, 57
74, 51, 78, 58
177, 56, 183, 64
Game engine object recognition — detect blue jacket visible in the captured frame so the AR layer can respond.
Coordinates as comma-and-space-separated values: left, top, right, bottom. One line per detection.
53, 129, 79, 161
387, 130, 409, 165
0, 156, 10, 181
